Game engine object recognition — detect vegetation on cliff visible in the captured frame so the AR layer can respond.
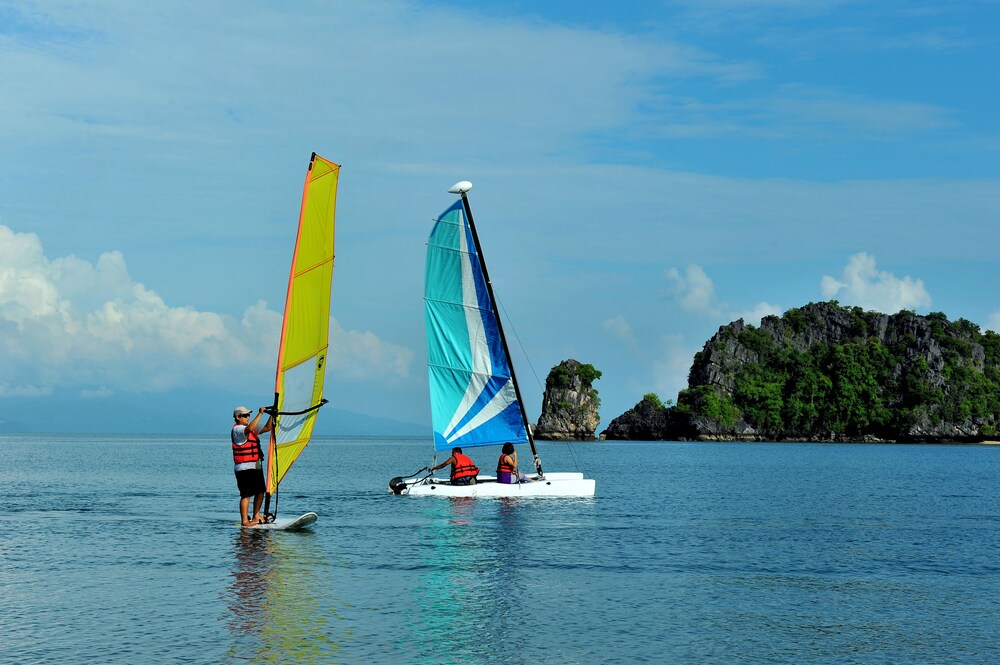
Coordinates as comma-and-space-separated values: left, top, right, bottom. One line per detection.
604, 302, 1000, 442
535, 359, 602, 440
601, 393, 677, 441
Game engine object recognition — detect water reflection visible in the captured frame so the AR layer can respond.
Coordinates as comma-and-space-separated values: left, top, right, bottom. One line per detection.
411, 498, 531, 663
228, 529, 276, 641
225, 528, 349, 664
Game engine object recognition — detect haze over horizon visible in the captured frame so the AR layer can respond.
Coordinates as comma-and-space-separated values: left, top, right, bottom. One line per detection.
1, 1, 998, 432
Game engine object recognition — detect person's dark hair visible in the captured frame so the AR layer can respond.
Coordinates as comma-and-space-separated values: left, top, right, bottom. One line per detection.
452, 447, 462, 454
501, 442, 514, 454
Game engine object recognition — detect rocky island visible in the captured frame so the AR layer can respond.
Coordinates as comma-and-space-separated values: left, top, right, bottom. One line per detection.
602, 301, 1000, 443
534, 359, 602, 440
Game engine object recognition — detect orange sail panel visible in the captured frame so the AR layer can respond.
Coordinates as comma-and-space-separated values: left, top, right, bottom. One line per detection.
266, 154, 339, 494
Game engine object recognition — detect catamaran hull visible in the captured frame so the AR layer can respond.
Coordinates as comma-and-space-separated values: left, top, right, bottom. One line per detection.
396, 472, 595, 497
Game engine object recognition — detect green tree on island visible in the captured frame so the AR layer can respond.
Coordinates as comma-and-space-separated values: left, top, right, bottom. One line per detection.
677, 302, 1000, 440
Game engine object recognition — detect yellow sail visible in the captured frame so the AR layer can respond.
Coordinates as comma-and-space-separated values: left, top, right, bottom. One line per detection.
266, 153, 339, 494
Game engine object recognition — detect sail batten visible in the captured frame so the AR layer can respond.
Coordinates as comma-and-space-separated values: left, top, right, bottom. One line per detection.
265, 154, 339, 495
283, 344, 330, 371
294, 256, 335, 276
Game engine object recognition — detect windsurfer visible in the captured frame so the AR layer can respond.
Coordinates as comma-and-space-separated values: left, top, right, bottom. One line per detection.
231, 405, 273, 526
429, 447, 480, 485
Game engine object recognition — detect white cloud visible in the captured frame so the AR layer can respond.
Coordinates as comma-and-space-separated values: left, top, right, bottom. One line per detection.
649, 87, 953, 142
666, 264, 779, 326
80, 387, 113, 398
0, 384, 53, 398
602, 316, 635, 344
666, 264, 721, 316
652, 334, 695, 402
733, 301, 783, 326
767, 86, 953, 135
330, 317, 413, 382
0, 224, 411, 394
0, 2, 745, 164
987, 311, 1000, 334
820, 252, 931, 313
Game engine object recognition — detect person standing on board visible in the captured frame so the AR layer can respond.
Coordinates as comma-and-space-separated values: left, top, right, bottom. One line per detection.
429, 447, 480, 485
231, 405, 272, 526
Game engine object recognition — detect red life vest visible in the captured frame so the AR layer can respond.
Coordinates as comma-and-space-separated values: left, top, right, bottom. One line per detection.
232, 424, 262, 465
451, 452, 479, 482
497, 453, 516, 475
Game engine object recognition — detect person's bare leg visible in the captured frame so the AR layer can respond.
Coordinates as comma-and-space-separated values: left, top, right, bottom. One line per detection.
250, 493, 264, 524
240, 496, 254, 526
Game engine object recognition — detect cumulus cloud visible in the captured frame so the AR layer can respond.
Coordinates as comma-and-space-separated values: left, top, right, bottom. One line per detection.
820, 252, 931, 313
733, 301, 783, 326
651, 334, 695, 402
0, 224, 411, 396
602, 316, 635, 344
986, 311, 1000, 334
330, 317, 413, 382
666, 263, 781, 326
666, 264, 721, 316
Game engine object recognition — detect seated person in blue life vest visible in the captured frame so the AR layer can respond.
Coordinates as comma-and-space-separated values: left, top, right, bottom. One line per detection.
429, 447, 479, 485
497, 442, 532, 484
231, 405, 273, 526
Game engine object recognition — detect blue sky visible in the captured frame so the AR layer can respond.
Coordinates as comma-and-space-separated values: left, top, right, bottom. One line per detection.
1, 0, 998, 431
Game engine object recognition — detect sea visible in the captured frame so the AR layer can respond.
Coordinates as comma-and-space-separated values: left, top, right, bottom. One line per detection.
1, 435, 997, 664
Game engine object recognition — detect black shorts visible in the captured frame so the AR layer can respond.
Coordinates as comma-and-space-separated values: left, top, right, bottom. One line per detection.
235, 468, 266, 498
452, 476, 477, 485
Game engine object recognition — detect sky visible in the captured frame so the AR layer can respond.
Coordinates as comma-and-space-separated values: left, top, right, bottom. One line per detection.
1, 0, 998, 432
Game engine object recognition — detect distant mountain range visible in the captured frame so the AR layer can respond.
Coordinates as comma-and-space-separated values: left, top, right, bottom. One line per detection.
0, 389, 426, 436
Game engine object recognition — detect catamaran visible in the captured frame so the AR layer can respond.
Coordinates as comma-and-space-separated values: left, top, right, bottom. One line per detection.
254, 153, 339, 529
389, 181, 596, 497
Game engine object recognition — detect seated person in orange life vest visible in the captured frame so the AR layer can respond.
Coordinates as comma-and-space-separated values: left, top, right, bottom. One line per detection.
429, 447, 480, 485
497, 442, 533, 484
231, 405, 273, 526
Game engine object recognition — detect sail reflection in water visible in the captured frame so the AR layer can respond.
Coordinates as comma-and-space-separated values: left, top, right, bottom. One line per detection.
410, 498, 532, 661
225, 530, 349, 663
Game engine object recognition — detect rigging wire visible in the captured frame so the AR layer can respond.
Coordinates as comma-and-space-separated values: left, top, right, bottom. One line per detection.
495, 295, 590, 477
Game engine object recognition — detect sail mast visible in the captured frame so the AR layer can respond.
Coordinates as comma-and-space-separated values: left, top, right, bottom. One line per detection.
450, 182, 544, 478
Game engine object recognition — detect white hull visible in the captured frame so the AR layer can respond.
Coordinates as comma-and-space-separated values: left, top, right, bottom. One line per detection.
399, 472, 595, 497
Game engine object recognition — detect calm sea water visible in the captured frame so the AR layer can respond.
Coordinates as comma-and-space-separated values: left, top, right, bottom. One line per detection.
1, 435, 997, 664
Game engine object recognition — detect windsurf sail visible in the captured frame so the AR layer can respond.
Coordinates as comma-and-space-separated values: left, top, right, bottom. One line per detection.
424, 194, 532, 453
265, 153, 339, 498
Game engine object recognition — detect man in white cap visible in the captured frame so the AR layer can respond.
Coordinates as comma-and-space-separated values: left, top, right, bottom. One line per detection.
231, 405, 272, 526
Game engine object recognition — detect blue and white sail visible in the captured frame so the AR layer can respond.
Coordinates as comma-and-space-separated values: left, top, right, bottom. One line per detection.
425, 200, 529, 451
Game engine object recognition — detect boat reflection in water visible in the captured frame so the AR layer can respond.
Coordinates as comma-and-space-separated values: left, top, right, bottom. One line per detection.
409, 497, 529, 661
226, 529, 348, 663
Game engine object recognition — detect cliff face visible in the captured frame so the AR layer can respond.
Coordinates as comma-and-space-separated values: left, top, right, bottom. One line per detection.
601, 395, 689, 441
535, 359, 602, 441
602, 393, 762, 442
603, 302, 1000, 442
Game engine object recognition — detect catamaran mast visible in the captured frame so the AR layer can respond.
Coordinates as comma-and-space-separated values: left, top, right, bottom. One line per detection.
449, 181, 544, 479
